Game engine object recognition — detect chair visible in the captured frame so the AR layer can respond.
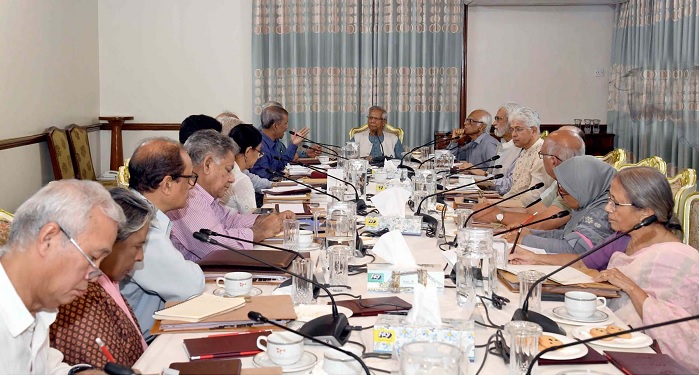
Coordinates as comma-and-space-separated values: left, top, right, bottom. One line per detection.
0, 209, 13, 247
348, 124, 405, 143
668, 168, 697, 219
682, 192, 699, 247
117, 158, 131, 188
540, 130, 549, 140
618, 156, 667, 175
597, 149, 627, 170
66, 125, 118, 188
45, 127, 76, 180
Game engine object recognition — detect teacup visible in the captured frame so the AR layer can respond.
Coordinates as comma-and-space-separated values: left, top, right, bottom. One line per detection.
458, 175, 476, 187
323, 347, 362, 375
298, 229, 314, 248
256, 332, 304, 365
565, 291, 606, 318
215, 271, 252, 296
318, 155, 330, 164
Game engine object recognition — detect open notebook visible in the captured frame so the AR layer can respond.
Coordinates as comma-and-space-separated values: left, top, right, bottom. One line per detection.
153, 294, 245, 323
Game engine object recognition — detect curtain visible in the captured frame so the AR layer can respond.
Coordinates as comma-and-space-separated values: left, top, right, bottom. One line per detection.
252, 0, 463, 150
607, 0, 699, 172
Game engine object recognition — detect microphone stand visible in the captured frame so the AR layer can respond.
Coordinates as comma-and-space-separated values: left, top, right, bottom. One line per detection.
398, 134, 458, 172
193, 232, 352, 346
463, 182, 545, 227
415, 174, 503, 216
303, 145, 350, 160
248, 311, 371, 375
493, 211, 570, 236
513, 215, 659, 335
265, 168, 339, 201
289, 131, 339, 155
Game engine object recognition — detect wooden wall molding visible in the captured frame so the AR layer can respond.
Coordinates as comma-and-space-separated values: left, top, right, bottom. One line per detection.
0, 123, 101, 151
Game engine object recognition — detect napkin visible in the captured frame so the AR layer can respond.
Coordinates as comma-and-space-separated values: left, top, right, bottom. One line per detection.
370, 187, 411, 218
406, 283, 442, 327
371, 230, 417, 268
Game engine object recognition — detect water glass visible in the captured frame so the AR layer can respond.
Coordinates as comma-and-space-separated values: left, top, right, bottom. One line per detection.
457, 227, 496, 297
412, 190, 429, 213
583, 119, 592, 134
420, 146, 433, 161
456, 208, 474, 228
346, 159, 369, 197
291, 258, 314, 305
573, 118, 582, 128
283, 219, 300, 250
505, 321, 542, 375
399, 341, 465, 375
329, 185, 346, 202
592, 119, 601, 134
327, 245, 351, 292
518, 270, 546, 313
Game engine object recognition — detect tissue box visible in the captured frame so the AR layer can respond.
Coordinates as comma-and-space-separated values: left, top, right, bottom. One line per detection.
364, 215, 422, 236
373, 314, 475, 362
367, 263, 444, 293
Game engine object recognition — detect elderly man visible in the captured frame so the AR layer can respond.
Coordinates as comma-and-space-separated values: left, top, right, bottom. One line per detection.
0, 180, 124, 374
120, 138, 205, 339
168, 130, 294, 261
449, 109, 499, 170
352, 106, 403, 161
250, 105, 310, 180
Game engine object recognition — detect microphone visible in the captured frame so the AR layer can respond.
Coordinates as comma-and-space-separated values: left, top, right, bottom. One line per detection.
445, 155, 501, 177
418, 144, 461, 168
493, 211, 570, 236
398, 134, 459, 171
193, 231, 352, 346
273, 156, 366, 211
289, 131, 339, 155
415, 174, 503, 215
264, 168, 339, 201
248, 311, 370, 375
303, 145, 350, 160
525, 312, 699, 375
463, 182, 545, 227
512, 215, 659, 335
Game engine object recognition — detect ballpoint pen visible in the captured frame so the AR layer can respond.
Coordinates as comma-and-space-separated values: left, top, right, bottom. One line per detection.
510, 212, 538, 254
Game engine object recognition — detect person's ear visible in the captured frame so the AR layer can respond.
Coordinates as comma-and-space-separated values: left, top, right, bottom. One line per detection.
203, 155, 215, 175
160, 175, 174, 196
36, 222, 62, 257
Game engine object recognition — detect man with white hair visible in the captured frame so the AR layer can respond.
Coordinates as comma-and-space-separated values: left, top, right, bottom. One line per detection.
0, 180, 124, 374
449, 109, 499, 170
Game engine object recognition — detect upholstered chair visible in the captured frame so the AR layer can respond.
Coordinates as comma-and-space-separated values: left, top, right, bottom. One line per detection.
618, 156, 667, 175
46, 127, 76, 180
597, 149, 627, 170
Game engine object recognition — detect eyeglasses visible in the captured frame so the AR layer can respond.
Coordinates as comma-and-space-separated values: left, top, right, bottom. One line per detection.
538, 151, 563, 162
58, 225, 103, 280
174, 172, 198, 187
606, 196, 636, 211
464, 119, 485, 126
557, 185, 570, 197
253, 148, 264, 159
510, 127, 529, 134
367, 116, 384, 121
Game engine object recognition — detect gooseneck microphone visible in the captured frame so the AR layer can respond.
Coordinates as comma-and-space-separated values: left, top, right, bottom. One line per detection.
493, 211, 570, 236
264, 168, 339, 201
289, 131, 339, 155
398, 134, 459, 171
248, 311, 371, 375
525, 312, 699, 375
513, 215, 659, 335
463, 182, 546, 227
193, 231, 351, 346
415, 174, 503, 216
303, 145, 350, 160
452, 155, 501, 175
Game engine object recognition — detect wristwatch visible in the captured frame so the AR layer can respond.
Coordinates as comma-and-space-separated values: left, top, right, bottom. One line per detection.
495, 212, 504, 224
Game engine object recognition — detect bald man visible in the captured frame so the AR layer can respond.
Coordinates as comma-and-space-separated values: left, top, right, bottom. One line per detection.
450, 109, 499, 170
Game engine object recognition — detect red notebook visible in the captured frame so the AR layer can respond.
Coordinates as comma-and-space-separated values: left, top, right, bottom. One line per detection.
169, 358, 242, 374
604, 351, 692, 375
332, 297, 412, 316
182, 330, 271, 360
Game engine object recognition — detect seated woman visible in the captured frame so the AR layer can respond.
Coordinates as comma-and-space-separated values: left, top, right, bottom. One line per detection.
221, 124, 263, 214
50, 188, 152, 367
592, 167, 698, 372
513, 156, 616, 255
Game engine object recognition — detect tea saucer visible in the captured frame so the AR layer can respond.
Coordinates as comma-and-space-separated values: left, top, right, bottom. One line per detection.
213, 286, 262, 298
552, 306, 609, 323
545, 307, 612, 326
297, 242, 322, 251
252, 351, 318, 373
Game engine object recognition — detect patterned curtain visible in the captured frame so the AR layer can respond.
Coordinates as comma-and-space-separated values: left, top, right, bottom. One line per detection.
607, 0, 699, 172
252, 0, 463, 149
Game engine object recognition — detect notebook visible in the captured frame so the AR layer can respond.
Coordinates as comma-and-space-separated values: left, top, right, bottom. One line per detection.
169, 358, 242, 374
183, 330, 271, 360
605, 351, 692, 375
153, 294, 245, 322
197, 250, 298, 273
332, 297, 412, 316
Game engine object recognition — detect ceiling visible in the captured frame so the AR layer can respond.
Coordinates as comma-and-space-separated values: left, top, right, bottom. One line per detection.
466, 0, 627, 5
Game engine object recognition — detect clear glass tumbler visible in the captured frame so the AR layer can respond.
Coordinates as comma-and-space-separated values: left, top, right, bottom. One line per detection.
399, 341, 464, 375
327, 245, 351, 292
283, 219, 300, 251
505, 321, 543, 375
518, 270, 546, 313
291, 258, 314, 305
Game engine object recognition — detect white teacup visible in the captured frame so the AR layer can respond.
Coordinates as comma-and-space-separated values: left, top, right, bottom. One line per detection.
318, 155, 330, 164
565, 291, 606, 318
323, 347, 362, 375
298, 229, 313, 248
256, 332, 304, 365
216, 271, 252, 296
458, 175, 476, 187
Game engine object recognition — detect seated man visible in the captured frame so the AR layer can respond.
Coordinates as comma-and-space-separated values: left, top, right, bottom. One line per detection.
168, 130, 295, 261
0, 180, 124, 374
250, 105, 310, 180
353, 106, 403, 162
449, 109, 499, 170
461, 103, 521, 177
120, 138, 205, 339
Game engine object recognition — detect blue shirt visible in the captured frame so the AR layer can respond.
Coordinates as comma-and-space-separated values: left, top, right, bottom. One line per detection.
449, 132, 499, 168
250, 132, 298, 180
369, 134, 404, 160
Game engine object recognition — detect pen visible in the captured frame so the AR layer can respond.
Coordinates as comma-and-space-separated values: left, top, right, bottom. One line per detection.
95, 337, 116, 363
190, 351, 260, 360
509, 212, 538, 254
208, 329, 272, 338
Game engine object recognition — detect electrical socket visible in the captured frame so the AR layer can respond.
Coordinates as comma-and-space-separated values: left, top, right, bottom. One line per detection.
594, 69, 605, 77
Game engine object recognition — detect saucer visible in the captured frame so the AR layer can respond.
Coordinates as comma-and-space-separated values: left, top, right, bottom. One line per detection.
297, 242, 322, 251
253, 351, 318, 373
571, 326, 653, 349
539, 332, 588, 360
552, 306, 609, 323
213, 286, 262, 298
545, 307, 612, 326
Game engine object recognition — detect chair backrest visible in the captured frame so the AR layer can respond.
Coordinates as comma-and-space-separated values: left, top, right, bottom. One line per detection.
117, 158, 131, 188
682, 192, 699, 247
540, 130, 549, 140
66, 125, 97, 180
668, 168, 697, 218
348, 124, 404, 143
597, 148, 627, 170
0, 209, 13, 247
618, 156, 667, 175
45, 127, 76, 180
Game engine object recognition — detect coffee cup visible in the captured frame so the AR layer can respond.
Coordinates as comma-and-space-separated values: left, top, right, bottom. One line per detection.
215, 271, 252, 296
318, 155, 330, 164
298, 229, 313, 248
565, 291, 606, 318
256, 332, 304, 365
323, 347, 362, 375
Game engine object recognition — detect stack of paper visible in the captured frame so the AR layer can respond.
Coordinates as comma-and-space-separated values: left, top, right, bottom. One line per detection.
153, 294, 246, 323
286, 165, 312, 176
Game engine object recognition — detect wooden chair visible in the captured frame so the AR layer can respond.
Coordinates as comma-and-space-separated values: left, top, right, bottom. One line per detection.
0, 209, 13, 247
66, 125, 118, 188
348, 124, 405, 143
597, 149, 627, 170
46, 127, 76, 180
668, 168, 697, 219
618, 156, 667, 175
682, 192, 699, 247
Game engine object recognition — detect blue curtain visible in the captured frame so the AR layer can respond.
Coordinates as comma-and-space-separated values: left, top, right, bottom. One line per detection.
251, 0, 463, 150
607, 0, 699, 172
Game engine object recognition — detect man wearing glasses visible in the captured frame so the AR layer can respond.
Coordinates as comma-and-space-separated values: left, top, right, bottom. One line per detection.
250, 105, 310, 180
0, 180, 124, 374
120, 138, 205, 340
352, 106, 403, 162
449, 109, 499, 170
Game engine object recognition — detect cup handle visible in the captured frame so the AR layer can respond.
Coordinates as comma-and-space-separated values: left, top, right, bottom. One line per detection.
216, 277, 225, 287
597, 296, 607, 308
256, 336, 268, 352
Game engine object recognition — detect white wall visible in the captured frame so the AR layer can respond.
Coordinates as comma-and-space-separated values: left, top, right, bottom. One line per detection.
467, 6, 614, 123
0, 1, 99, 211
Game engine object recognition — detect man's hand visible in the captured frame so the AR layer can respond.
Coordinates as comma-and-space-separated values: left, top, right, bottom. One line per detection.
306, 144, 322, 158
508, 246, 539, 264
290, 127, 310, 146
453, 128, 465, 137
278, 210, 296, 220
471, 199, 499, 222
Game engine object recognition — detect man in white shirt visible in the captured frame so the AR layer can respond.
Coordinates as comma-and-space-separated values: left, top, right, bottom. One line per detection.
119, 138, 205, 339
353, 106, 403, 162
0, 180, 124, 374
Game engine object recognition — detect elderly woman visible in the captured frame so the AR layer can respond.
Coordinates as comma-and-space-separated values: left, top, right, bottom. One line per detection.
221, 124, 263, 214
590, 167, 699, 372
513, 156, 616, 255
50, 188, 153, 367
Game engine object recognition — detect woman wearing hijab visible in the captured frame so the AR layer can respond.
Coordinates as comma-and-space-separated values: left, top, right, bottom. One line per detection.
514, 155, 616, 255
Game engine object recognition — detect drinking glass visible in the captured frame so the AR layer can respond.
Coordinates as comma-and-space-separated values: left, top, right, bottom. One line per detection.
456, 208, 474, 228
283, 219, 299, 251
420, 146, 433, 161
412, 190, 429, 213
518, 270, 546, 313
592, 119, 601, 134
457, 227, 496, 297
399, 341, 464, 375
291, 258, 315, 305
328, 245, 351, 292
325, 201, 357, 252
583, 119, 592, 134
505, 321, 542, 375
329, 185, 346, 202
346, 159, 369, 197
573, 119, 582, 128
